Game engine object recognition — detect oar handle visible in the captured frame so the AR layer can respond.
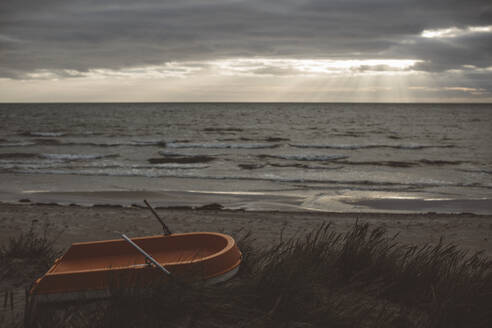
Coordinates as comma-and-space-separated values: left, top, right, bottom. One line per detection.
121, 234, 171, 276
144, 199, 172, 235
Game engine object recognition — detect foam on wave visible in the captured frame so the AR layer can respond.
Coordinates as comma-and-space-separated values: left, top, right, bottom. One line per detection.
166, 142, 279, 149
21, 131, 66, 137
0, 141, 37, 147
40, 153, 119, 161
289, 143, 455, 150
4, 167, 487, 191
2, 138, 168, 148
0, 162, 208, 171
60, 140, 167, 147
259, 154, 348, 161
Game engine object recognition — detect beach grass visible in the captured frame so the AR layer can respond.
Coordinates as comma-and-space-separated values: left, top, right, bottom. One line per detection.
0, 222, 60, 288
6, 221, 492, 327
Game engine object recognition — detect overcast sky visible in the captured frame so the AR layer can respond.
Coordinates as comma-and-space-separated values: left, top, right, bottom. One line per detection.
1, 0, 491, 102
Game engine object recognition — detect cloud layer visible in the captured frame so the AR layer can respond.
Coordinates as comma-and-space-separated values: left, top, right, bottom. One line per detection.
0, 0, 491, 101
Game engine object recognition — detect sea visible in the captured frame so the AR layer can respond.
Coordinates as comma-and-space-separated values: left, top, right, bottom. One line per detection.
0, 103, 491, 214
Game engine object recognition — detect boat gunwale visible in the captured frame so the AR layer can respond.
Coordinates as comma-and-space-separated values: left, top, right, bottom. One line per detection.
45, 231, 237, 276
33, 263, 242, 299
38, 258, 242, 293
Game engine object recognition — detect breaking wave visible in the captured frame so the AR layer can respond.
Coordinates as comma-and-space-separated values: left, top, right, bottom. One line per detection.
337, 159, 468, 168
0, 141, 37, 147
40, 153, 119, 161
166, 142, 280, 149
1, 138, 167, 148
20, 131, 66, 137
457, 168, 492, 175
259, 154, 348, 161
289, 143, 456, 150
3, 166, 489, 191
0, 162, 208, 171
56, 140, 167, 147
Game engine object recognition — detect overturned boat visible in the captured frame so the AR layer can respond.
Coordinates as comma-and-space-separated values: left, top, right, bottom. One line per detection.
30, 232, 242, 302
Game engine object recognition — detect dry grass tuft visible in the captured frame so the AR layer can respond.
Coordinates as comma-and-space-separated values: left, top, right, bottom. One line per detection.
0, 222, 60, 288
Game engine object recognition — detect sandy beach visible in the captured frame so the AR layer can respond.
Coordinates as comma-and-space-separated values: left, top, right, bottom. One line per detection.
1, 203, 491, 325
1, 203, 491, 257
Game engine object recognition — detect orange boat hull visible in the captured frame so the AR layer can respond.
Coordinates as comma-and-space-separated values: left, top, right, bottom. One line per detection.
31, 232, 242, 301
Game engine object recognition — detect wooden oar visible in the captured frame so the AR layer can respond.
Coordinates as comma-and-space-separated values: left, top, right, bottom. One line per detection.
144, 199, 172, 235
121, 234, 171, 276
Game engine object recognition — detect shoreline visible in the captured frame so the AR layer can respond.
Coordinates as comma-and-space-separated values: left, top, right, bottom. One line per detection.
2, 187, 492, 215
2, 198, 492, 216
1, 173, 492, 215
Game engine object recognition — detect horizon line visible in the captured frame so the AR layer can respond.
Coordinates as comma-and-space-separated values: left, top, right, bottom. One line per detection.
1, 101, 492, 105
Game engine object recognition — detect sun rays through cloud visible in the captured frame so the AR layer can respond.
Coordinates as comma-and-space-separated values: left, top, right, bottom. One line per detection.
0, 56, 488, 102
421, 25, 492, 39
1, 1, 491, 102
1, 57, 447, 102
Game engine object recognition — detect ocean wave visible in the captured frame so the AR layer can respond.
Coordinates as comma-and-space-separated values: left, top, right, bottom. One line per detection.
290, 143, 368, 150
166, 142, 280, 149
268, 163, 343, 170
60, 140, 168, 147
34, 138, 62, 145
336, 159, 467, 168
130, 140, 166, 146
2, 138, 168, 148
418, 159, 465, 166
158, 151, 188, 156
150, 154, 215, 164
238, 163, 342, 170
20, 131, 66, 137
0, 152, 39, 159
457, 168, 492, 175
0, 162, 73, 170
259, 154, 348, 161
6, 168, 489, 191
40, 153, 119, 161
0, 162, 209, 171
218, 136, 290, 143
139, 163, 209, 169
289, 143, 456, 150
203, 127, 243, 132
0, 141, 37, 147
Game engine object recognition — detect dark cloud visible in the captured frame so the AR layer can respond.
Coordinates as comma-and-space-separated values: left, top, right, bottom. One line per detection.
392, 33, 492, 72
0, 0, 491, 80
250, 66, 300, 76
